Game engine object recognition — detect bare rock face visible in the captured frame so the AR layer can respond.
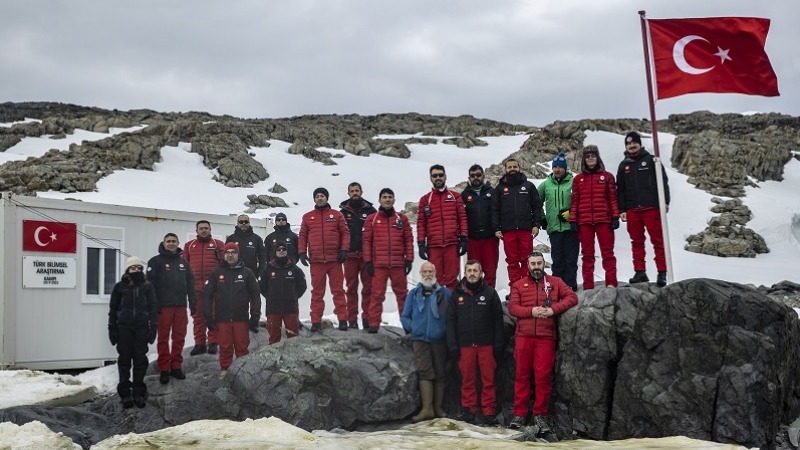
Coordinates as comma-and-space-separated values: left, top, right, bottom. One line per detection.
441, 136, 488, 148
246, 194, 288, 209
287, 140, 337, 165
268, 183, 287, 194
191, 133, 269, 187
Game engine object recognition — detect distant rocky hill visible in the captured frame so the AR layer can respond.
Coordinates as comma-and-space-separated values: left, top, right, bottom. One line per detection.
1, 102, 798, 258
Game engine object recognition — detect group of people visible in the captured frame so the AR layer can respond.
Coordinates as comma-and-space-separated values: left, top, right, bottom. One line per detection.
107, 131, 668, 434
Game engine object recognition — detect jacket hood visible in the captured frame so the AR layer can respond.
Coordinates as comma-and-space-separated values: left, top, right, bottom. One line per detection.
268, 258, 295, 268
499, 172, 528, 186
157, 242, 184, 257
233, 226, 255, 237
339, 198, 374, 211
464, 182, 493, 194
455, 277, 488, 295
273, 223, 292, 232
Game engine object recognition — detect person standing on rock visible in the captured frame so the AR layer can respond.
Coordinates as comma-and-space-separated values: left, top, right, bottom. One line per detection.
401, 262, 451, 422
339, 182, 377, 329
616, 132, 670, 287
569, 146, 620, 289
417, 164, 468, 291
298, 187, 351, 332
507, 251, 577, 433
538, 152, 579, 291
461, 164, 499, 288
147, 233, 196, 385
265, 212, 299, 262
183, 220, 225, 356
108, 256, 158, 409
203, 242, 261, 378
493, 158, 543, 286
362, 188, 414, 333
258, 243, 307, 345
225, 214, 266, 276
446, 260, 505, 426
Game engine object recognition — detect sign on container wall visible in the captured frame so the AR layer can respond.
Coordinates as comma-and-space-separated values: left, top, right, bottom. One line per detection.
22, 256, 77, 288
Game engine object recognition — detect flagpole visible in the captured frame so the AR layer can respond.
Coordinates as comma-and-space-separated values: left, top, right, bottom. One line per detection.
638, 10, 675, 284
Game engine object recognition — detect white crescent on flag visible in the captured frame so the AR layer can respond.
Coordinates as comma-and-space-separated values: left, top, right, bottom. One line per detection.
33, 226, 57, 247
673, 35, 714, 75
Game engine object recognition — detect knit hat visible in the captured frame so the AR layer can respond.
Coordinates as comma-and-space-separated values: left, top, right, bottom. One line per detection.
583, 145, 599, 155
275, 212, 287, 222
552, 152, 568, 169
625, 131, 642, 146
313, 187, 329, 200
124, 256, 145, 272
223, 242, 239, 254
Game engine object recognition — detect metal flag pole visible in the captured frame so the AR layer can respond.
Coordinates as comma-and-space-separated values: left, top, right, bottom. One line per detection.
638, 10, 675, 284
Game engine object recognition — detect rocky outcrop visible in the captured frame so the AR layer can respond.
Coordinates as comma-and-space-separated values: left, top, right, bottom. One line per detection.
287, 140, 337, 165
684, 198, 768, 257
441, 136, 488, 148
268, 183, 287, 193
245, 194, 289, 213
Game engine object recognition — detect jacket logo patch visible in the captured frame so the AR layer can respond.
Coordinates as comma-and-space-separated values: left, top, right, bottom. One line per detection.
467, 196, 472, 201
641, 161, 647, 166
362, 213, 367, 218
288, 271, 292, 276
524, 283, 528, 287
249, 241, 253, 245
165, 264, 171, 271
273, 239, 277, 243
486, 193, 491, 197
179, 263, 184, 268
377, 219, 382, 223
521, 186, 526, 191
286, 238, 291, 241
219, 275, 225, 281
329, 214, 334, 218
480, 296, 485, 300
238, 274, 243, 279
458, 296, 464, 305
311, 217, 315, 220
503, 188, 509, 193
271, 272, 276, 278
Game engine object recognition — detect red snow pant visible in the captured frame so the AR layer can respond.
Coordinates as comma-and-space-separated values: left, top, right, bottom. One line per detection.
458, 345, 497, 415
577, 223, 617, 289
266, 313, 299, 345
368, 267, 408, 329
216, 321, 249, 371
502, 229, 534, 285
309, 261, 347, 323
343, 255, 373, 321
192, 288, 217, 346
467, 237, 499, 288
625, 208, 667, 273
429, 245, 460, 291
514, 336, 556, 416
157, 306, 189, 371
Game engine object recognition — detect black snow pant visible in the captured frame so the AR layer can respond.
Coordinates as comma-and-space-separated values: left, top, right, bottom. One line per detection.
116, 325, 149, 398
549, 230, 580, 291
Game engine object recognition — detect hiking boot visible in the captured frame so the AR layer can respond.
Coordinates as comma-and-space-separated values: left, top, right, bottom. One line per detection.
533, 415, 551, 434
207, 344, 218, 355
190, 344, 206, 356
338, 321, 348, 331
508, 415, 526, 429
456, 410, 476, 424
121, 396, 134, 409
133, 396, 147, 408
170, 368, 186, 380
362, 318, 369, 329
367, 327, 378, 334
505, 294, 510, 301
310, 323, 322, 332
220, 370, 227, 379
657, 272, 667, 287
483, 414, 499, 427
629, 271, 649, 283
348, 320, 359, 329
159, 371, 170, 385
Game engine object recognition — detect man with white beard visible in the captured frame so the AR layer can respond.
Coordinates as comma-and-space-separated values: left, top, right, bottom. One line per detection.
401, 262, 451, 422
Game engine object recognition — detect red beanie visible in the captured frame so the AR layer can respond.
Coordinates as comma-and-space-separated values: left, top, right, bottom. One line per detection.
223, 242, 239, 253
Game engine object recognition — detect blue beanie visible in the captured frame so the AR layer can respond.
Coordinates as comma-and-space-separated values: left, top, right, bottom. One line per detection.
552, 152, 568, 169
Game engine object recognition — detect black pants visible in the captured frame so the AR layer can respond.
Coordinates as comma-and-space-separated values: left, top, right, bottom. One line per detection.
549, 230, 579, 291
117, 325, 149, 398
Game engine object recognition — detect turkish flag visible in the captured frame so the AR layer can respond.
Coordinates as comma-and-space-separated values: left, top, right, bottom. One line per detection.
22, 220, 77, 253
648, 17, 779, 99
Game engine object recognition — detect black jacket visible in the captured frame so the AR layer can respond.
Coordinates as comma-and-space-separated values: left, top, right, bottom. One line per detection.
203, 260, 261, 324
339, 199, 377, 253
616, 148, 670, 212
265, 224, 299, 262
258, 258, 308, 314
108, 275, 158, 329
147, 244, 197, 310
226, 226, 266, 274
446, 278, 505, 350
462, 182, 495, 239
492, 173, 542, 232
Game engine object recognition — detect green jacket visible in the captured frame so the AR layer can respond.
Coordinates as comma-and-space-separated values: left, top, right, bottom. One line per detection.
537, 172, 574, 233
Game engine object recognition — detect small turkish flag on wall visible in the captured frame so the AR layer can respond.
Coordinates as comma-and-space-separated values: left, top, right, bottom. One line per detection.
22, 220, 77, 253
648, 17, 779, 99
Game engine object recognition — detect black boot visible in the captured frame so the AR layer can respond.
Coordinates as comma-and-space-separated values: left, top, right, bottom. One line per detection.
159, 371, 170, 385
368, 326, 378, 334
629, 271, 649, 283
348, 320, 359, 329
170, 368, 186, 380
656, 272, 667, 287
133, 396, 147, 408
190, 344, 206, 356
207, 344, 218, 355
338, 321, 348, 331
121, 396, 134, 409
310, 323, 322, 332
362, 318, 369, 330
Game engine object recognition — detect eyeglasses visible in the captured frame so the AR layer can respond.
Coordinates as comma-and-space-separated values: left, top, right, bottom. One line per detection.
468, 173, 483, 178
430, 173, 445, 178
129, 265, 144, 272
238, 220, 250, 224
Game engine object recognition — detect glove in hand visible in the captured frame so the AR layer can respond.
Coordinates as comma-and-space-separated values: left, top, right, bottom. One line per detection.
337, 250, 348, 264
405, 260, 413, 275
147, 327, 157, 345
418, 242, 429, 260
365, 261, 375, 277
611, 218, 620, 230
559, 209, 570, 223
299, 252, 309, 266
457, 238, 468, 256
108, 326, 118, 346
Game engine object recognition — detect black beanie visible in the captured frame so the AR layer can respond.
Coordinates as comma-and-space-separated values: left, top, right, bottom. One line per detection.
625, 132, 642, 146
313, 187, 329, 200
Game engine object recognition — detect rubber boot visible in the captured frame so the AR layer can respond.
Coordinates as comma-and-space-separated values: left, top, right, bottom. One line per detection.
433, 381, 447, 418
411, 380, 435, 422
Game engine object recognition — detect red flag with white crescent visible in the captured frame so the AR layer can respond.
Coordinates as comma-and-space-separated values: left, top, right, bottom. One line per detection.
22, 220, 77, 253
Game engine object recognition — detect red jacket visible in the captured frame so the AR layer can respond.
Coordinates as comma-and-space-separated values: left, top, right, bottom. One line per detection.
508, 273, 577, 340
417, 188, 468, 247
183, 236, 225, 291
363, 209, 414, 268
298, 205, 350, 264
570, 169, 620, 225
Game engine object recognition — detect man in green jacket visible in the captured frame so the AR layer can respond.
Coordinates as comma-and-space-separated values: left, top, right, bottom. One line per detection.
537, 152, 578, 291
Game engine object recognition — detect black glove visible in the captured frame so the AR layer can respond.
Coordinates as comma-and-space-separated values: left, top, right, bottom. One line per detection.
337, 250, 348, 264
189, 306, 197, 316
418, 242, 429, 260
108, 326, 118, 346
365, 261, 375, 277
611, 218, 620, 230
541, 217, 548, 231
249, 316, 260, 333
457, 237, 468, 256
405, 260, 413, 275
148, 326, 157, 345
299, 252, 309, 266
569, 222, 578, 233
206, 318, 216, 332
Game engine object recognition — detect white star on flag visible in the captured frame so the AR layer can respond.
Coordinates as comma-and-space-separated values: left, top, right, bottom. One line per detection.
714, 47, 731, 64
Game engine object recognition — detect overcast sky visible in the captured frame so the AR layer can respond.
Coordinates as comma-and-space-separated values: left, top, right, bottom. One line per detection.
1, 1, 798, 126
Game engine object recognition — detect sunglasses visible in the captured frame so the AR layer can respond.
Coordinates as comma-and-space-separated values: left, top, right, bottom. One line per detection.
584, 153, 598, 158
430, 173, 445, 179
129, 265, 144, 272
468, 173, 483, 178
276, 247, 288, 252
238, 220, 250, 224
276, 218, 286, 222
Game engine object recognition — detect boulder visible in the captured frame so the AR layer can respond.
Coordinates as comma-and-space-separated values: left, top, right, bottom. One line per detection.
247, 194, 289, 209
287, 141, 337, 166
268, 183, 288, 193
